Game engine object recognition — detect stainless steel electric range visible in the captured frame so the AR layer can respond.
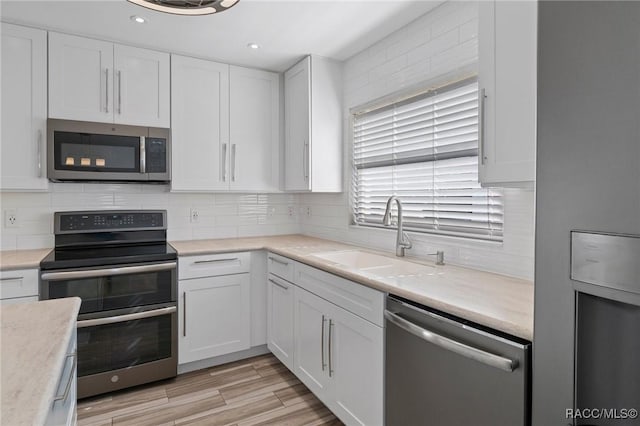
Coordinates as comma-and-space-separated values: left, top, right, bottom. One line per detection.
39, 210, 177, 399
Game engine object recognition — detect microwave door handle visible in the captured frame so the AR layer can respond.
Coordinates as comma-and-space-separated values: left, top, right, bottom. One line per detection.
140, 136, 146, 174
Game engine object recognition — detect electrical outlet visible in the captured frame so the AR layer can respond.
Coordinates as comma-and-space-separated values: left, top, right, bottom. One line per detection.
305, 206, 312, 218
4, 209, 18, 228
190, 208, 200, 223
267, 207, 276, 218
287, 206, 295, 217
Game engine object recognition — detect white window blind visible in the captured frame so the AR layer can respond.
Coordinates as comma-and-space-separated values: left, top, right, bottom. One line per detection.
352, 79, 504, 241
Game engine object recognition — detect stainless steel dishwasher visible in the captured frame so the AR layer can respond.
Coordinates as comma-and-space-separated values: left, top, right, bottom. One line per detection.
385, 295, 531, 426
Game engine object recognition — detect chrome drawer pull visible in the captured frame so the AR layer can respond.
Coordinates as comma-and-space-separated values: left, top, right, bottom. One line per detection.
321, 315, 327, 371
328, 319, 334, 377
193, 258, 238, 264
53, 352, 77, 403
384, 310, 518, 372
268, 278, 289, 291
268, 256, 289, 266
77, 306, 176, 328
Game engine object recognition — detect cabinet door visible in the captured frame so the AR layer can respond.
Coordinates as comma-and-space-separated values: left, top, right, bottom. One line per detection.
1, 24, 48, 190
478, 0, 537, 186
293, 287, 331, 402
171, 55, 230, 191
178, 273, 250, 364
267, 275, 295, 370
327, 303, 384, 426
284, 57, 311, 191
113, 44, 170, 127
229, 66, 280, 191
49, 32, 113, 123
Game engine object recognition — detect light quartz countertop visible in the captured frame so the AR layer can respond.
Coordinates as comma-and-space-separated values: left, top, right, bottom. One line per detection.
1, 297, 81, 426
0, 248, 51, 271
171, 235, 534, 341
0, 234, 534, 340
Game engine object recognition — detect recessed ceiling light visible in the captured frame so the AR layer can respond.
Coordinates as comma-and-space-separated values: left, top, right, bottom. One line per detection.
130, 15, 147, 23
247, 43, 260, 50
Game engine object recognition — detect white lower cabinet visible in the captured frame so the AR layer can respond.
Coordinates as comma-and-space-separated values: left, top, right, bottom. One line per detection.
293, 287, 332, 402
0, 269, 39, 305
294, 286, 383, 426
178, 253, 251, 364
267, 253, 384, 426
328, 299, 383, 426
266, 274, 295, 370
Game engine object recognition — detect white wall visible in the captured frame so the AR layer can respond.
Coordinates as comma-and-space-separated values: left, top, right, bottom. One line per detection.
0, 184, 300, 250
299, 1, 536, 280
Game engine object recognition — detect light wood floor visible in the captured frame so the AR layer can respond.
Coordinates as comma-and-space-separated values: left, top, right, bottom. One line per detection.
77, 354, 344, 426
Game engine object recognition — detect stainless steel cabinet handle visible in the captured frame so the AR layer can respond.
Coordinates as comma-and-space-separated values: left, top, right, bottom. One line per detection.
117, 70, 122, 114
221, 143, 227, 182
140, 136, 146, 173
41, 261, 176, 281
77, 306, 176, 328
321, 315, 327, 371
328, 319, 334, 377
303, 140, 309, 181
0, 276, 23, 281
105, 68, 109, 113
384, 310, 518, 372
231, 144, 236, 182
478, 88, 487, 165
268, 278, 289, 291
53, 352, 77, 403
193, 258, 238, 264
268, 256, 289, 266
37, 130, 43, 178
183, 292, 187, 337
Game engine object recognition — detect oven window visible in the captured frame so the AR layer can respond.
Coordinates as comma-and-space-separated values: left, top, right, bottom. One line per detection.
54, 131, 141, 173
77, 314, 173, 377
47, 269, 174, 314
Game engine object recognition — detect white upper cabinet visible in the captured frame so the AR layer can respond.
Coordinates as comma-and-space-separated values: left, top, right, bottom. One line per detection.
171, 54, 230, 192
49, 32, 112, 123
284, 56, 342, 192
229, 65, 280, 192
1, 23, 48, 191
49, 32, 170, 127
478, 0, 537, 187
113, 44, 170, 127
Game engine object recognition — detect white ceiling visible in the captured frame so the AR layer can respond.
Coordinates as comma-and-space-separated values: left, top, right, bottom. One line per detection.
0, 0, 442, 71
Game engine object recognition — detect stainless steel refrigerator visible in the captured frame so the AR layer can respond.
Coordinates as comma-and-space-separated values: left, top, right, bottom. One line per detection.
534, 2, 640, 425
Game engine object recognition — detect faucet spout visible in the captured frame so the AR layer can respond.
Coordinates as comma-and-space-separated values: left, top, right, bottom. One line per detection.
382, 196, 412, 257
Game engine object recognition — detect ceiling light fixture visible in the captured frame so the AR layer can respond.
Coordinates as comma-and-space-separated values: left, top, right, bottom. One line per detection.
247, 43, 260, 50
127, 0, 239, 16
130, 15, 147, 23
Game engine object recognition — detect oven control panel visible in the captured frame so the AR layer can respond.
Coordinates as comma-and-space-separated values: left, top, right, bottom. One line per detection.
57, 211, 166, 232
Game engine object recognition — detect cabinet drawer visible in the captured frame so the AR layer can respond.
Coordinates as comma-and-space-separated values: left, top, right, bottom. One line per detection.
267, 252, 294, 282
294, 262, 384, 327
47, 328, 77, 426
179, 252, 250, 279
0, 269, 39, 300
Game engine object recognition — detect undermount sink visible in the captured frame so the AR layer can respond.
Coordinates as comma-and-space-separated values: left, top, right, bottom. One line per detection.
312, 250, 396, 269
311, 250, 434, 277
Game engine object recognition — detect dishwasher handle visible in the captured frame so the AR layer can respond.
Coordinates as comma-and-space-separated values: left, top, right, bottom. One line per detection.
384, 310, 519, 372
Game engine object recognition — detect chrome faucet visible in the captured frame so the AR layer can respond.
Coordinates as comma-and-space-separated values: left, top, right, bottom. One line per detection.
382, 196, 412, 257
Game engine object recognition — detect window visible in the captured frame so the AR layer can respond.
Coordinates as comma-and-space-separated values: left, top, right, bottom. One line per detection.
351, 78, 503, 241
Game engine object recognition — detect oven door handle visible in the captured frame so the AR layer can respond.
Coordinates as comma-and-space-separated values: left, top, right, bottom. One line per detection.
77, 306, 176, 328
41, 261, 177, 281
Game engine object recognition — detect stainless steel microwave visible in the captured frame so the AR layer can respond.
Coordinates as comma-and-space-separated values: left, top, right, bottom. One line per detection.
47, 119, 170, 183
